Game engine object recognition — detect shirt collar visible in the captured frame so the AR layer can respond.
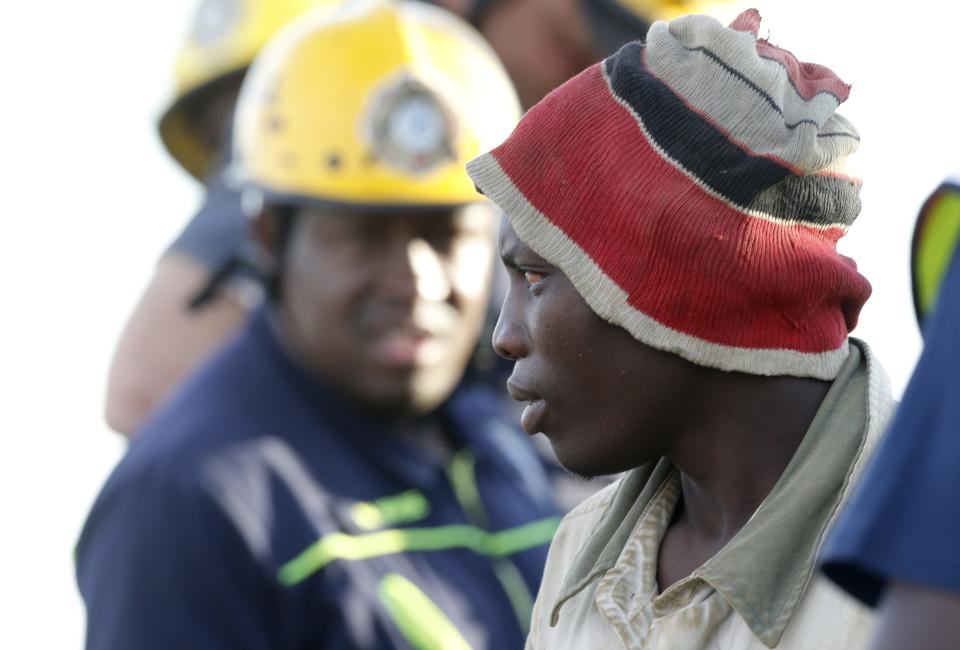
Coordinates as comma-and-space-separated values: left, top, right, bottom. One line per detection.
552, 340, 886, 647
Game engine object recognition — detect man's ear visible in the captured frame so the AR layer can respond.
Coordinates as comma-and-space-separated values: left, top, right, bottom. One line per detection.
247, 205, 291, 301
250, 207, 280, 261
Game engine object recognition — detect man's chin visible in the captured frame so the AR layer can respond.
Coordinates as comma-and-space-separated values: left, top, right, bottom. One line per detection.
347, 356, 470, 419
550, 439, 638, 480
355, 379, 455, 421
354, 393, 419, 422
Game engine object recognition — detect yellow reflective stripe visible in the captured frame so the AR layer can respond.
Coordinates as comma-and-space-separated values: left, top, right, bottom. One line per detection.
492, 558, 535, 634
278, 516, 561, 586
377, 574, 472, 650
447, 451, 486, 525
350, 490, 431, 531
487, 514, 560, 555
446, 450, 535, 633
916, 190, 960, 317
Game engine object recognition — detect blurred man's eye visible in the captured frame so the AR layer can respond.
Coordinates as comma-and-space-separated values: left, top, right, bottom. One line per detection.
423, 225, 458, 252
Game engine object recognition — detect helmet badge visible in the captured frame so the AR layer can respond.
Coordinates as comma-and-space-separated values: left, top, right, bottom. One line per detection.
364, 75, 457, 175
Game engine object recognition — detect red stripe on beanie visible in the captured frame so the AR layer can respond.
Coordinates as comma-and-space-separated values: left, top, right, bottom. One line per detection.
755, 41, 851, 102
488, 64, 870, 353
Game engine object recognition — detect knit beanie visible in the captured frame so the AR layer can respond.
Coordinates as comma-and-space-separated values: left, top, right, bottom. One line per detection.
466, 9, 870, 380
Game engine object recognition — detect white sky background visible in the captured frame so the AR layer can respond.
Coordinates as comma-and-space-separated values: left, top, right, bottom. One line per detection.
0, 1, 957, 647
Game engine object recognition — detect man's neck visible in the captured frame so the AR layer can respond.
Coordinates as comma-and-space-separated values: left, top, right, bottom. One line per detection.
656, 374, 832, 590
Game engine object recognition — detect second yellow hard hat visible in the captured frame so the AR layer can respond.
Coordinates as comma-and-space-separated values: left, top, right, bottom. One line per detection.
159, 0, 342, 180
232, 0, 521, 208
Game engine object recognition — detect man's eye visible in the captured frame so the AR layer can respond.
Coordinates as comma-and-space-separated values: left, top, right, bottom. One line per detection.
426, 230, 456, 252
523, 270, 545, 285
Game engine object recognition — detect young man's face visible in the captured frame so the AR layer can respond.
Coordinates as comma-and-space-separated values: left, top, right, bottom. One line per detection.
264, 202, 495, 418
493, 218, 699, 477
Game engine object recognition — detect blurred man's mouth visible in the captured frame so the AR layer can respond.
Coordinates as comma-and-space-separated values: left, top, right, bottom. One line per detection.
367, 329, 430, 368
359, 300, 459, 369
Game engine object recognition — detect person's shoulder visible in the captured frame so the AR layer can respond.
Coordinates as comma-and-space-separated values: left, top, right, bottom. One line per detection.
531, 477, 624, 633
81, 393, 278, 568
78, 431, 224, 573
103, 417, 229, 508
104, 392, 268, 513
162, 321, 268, 404
777, 574, 875, 649
131, 319, 282, 446
126, 395, 256, 479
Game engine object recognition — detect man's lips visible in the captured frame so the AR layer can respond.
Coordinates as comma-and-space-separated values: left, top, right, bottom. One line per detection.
366, 329, 433, 367
505, 380, 539, 402
360, 302, 455, 368
506, 380, 547, 435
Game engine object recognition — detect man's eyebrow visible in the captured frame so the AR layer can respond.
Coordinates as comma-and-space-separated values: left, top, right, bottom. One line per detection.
499, 239, 522, 270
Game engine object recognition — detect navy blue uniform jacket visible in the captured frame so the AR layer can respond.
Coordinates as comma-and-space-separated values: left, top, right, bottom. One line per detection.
77, 309, 561, 649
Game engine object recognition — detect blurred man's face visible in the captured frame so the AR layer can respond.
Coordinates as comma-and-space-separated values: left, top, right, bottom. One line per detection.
269, 203, 495, 418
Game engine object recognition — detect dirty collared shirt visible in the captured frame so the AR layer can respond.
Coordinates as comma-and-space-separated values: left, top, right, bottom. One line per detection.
526, 340, 894, 650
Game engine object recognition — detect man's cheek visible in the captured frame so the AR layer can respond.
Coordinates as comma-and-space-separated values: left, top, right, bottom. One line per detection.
451, 240, 494, 298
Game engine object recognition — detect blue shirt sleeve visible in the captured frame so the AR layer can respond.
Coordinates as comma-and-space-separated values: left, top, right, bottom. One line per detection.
76, 466, 277, 649
166, 179, 248, 273
821, 250, 960, 606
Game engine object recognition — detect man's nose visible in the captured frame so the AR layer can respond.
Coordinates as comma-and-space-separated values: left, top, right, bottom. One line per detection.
492, 299, 528, 360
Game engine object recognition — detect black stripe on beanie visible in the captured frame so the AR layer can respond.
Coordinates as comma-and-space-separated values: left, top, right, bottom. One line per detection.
604, 43, 854, 228
750, 174, 861, 228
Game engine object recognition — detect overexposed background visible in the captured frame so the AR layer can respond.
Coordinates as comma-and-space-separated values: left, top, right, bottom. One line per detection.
1, 1, 957, 647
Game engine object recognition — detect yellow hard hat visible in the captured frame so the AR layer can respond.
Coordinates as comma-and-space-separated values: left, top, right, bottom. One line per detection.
232, 0, 520, 209
159, 0, 341, 180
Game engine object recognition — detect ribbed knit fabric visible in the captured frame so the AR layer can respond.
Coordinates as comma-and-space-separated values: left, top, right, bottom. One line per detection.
467, 9, 871, 379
